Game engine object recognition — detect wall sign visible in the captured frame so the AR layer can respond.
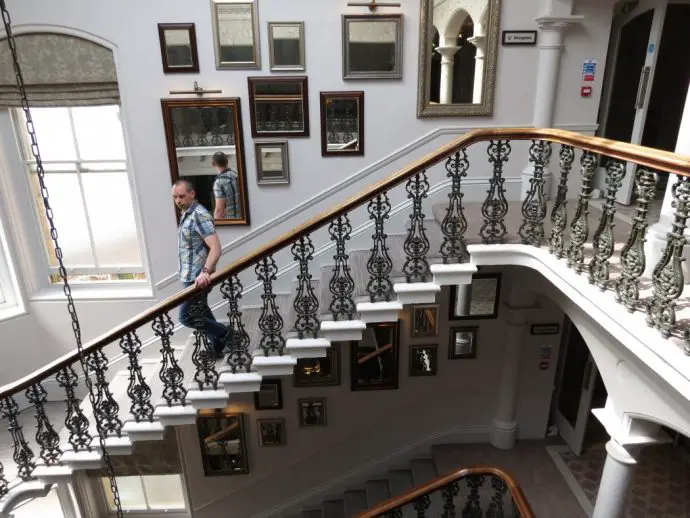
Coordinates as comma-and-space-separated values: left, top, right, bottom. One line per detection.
501, 30, 537, 46
531, 323, 560, 335
582, 59, 597, 81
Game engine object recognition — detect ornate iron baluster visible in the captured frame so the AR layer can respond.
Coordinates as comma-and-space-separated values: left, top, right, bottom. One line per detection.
404, 171, 431, 282
519, 140, 552, 246
684, 329, 690, 356
293, 235, 320, 338
188, 297, 220, 391
1, 396, 35, 481
119, 331, 154, 422
549, 145, 575, 257
441, 480, 460, 517
220, 275, 252, 372
413, 494, 431, 517
153, 313, 187, 406
257, 256, 285, 355
56, 366, 92, 452
384, 510, 403, 518
647, 176, 690, 337
481, 140, 511, 244
566, 151, 598, 273
26, 383, 62, 466
329, 215, 356, 320
588, 159, 626, 289
367, 193, 394, 302
86, 350, 122, 437
486, 476, 508, 518
615, 169, 657, 311
462, 474, 485, 518
0, 460, 7, 499
440, 150, 470, 263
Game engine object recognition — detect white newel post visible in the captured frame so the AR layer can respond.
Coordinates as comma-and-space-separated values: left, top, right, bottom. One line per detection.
436, 45, 460, 105
591, 440, 639, 518
521, 15, 582, 200
644, 82, 690, 276
468, 33, 486, 105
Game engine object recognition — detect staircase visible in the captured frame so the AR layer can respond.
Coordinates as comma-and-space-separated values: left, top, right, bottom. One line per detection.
0, 128, 689, 516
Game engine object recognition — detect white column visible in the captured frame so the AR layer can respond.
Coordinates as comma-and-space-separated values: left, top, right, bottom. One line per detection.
591, 440, 639, 518
435, 45, 460, 105
467, 35, 486, 104
644, 82, 690, 276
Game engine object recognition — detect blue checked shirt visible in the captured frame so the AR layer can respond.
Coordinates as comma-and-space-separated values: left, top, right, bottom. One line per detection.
178, 202, 216, 283
213, 169, 240, 219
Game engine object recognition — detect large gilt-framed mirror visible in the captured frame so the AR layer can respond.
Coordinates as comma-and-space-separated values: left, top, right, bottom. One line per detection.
417, 0, 501, 117
161, 98, 250, 226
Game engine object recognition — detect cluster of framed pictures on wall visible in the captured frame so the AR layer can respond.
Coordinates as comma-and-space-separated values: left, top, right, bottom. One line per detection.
158, 2, 407, 227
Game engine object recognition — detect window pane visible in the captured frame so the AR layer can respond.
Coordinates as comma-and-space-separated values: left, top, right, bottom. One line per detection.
12, 487, 64, 518
82, 172, 142, 266
142, 475, 186, 510
25, 107, 77, 161
72, 105, 126, 160
102, 477, 147, 511
32, 173, 94, 267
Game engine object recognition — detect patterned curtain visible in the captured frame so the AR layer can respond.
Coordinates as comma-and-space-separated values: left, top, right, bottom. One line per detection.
0, 32, 120, 107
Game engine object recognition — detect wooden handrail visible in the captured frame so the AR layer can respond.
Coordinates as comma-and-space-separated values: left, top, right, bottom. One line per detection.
354, 465, 535, 518
2, 127, 689, 398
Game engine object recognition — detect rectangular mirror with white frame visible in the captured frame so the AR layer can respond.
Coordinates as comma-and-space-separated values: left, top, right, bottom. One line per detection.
254, 140, 290, 185
211, 0, 260, 69
417, 0, 501, 117
268, 22, 305, 71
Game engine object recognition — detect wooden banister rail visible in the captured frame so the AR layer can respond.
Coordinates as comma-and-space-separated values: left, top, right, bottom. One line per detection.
2, 127, 690, 398
354, 465, 534, 518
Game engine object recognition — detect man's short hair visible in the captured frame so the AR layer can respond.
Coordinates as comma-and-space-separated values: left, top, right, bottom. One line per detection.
173, 179, 195, 192
212, 151, 229, 168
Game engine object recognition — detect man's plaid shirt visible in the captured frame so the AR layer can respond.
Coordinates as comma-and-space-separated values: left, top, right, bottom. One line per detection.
213, 169, 240, 219
178, 202, 216, 283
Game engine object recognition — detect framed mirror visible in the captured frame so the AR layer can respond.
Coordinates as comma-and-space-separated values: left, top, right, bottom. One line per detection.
254, 140, 290, 185
211, 0, 260, 69
417, 0, 501, 116
161, 98, 250, 225
320, 91, 364, 156
411, 304, 439, 338
449, 326, 478, 359
197, 411, 249, 476
248, 76, 310, 138
157, 23, 199, 73
351, 321, 400, 391
268, 22, 305, 71
342, 14, 403, 79
449, 272, 501, 320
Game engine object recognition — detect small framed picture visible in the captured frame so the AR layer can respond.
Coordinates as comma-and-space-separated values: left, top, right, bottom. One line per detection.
196, 411, 249, 476
294, 343, 341, 387
351, 322, 400, 391
449, 327, 478, 359
157, 23, 199, 73
254, 379, 283, 410
342, 14, 403, 79
298, 398, 327, 427
409, 345, 438, 377
257, 418, 287, 446
411, 305, 439, 338
450, 273, 502, 320
531, 323, 560, 335
268, 21, 305, 71
254, 140, 290, 185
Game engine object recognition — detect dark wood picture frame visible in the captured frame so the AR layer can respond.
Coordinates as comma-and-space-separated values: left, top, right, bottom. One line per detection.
247, 76, 310, 138
411, 304, 439, 338
320, 91, 364, 157
197, 411, 249, 476
449, 326, 479, 360
254, 378, 283, 410
157, 23, 200, 73
293, 343, 341, 387
298, 398, 327, 427
449, 273, 502, 321
409, 345, 438, 377
257, 418, 287, 446
161, 97, 250, 226
351, 321, 400, 391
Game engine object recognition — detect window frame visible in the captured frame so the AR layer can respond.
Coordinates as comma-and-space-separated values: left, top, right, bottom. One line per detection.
0, 207, 25, 321
98, 475, 189, 516
12, 105, 148, 290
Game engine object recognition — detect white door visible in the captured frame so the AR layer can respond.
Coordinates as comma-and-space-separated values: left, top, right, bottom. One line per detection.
552, 320, 599, 455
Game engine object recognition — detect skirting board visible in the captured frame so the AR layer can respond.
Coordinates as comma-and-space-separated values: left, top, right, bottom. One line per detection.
247, 425, 491, 518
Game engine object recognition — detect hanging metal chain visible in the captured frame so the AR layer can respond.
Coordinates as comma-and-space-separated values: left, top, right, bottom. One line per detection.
220, 275, 252, 373
0, 3, 124, 514
328, 215, 356, 320
440, 150, 470, 263
549, 145, 575, 258
519, 140, 552, 246
292, 235, 320, 338
481, 140, 511, 244
26, 383, 62, 465
403, 171, 431, 282
566, 151, 598, 273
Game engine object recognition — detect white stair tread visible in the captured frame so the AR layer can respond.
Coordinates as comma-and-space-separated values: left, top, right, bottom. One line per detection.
393, 282, 440, 294
356, 301, 404, 312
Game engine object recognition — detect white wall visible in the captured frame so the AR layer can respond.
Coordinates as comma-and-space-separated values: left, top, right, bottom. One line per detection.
0, 0, 612, 384
175, 267, 565, 517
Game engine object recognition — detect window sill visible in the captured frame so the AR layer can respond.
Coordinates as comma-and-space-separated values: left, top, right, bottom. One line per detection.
0, 304, 27, 323
31, 282, 154, 302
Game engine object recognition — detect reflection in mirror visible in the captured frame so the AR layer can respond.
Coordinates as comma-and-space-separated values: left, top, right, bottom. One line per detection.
409, 345, 438, 376
342, 15, 403, 79
450, 273, 501, 319
248, 77, 309, 137
320, 91, 364, 156
161, 98, 250, 225
268, 22, 305, 71
212, 0, 260, 69
449, 327, 478, 359
197, 412, 249, 475
157, 23, 199, 73
412, 304, 439, 337
417, 0, 500, 116
254, 140, 290, 185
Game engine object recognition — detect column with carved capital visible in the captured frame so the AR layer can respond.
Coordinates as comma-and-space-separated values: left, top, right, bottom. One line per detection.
435, 45, 460, 104
467, 34, 486, 104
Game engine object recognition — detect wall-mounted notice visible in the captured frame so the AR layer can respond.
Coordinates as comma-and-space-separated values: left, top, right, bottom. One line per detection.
501, 30, 537, 46
582, 59, 597, 81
